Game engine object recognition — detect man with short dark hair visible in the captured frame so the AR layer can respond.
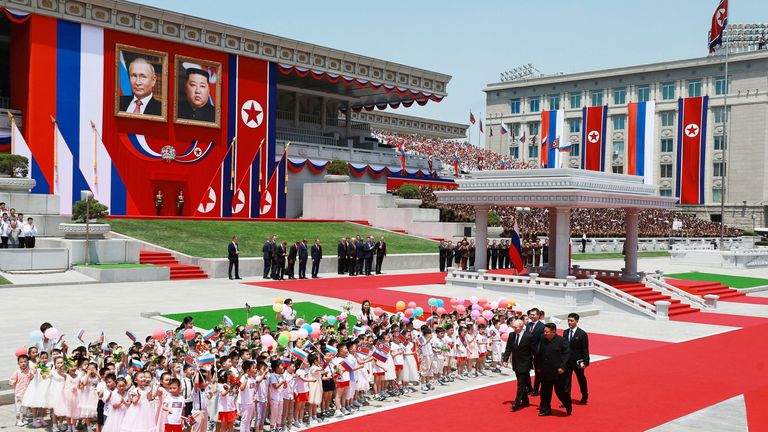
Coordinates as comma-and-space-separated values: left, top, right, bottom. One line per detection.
311, 239, 323, 278
262, 236, 273, 279
374, 235, 387, 274
563, 313, 590, 405
347, 237, 357, 276
22, 217, 37, 249
535, 323, 572, 416
337, 237, 347, 274
526, 308, 545, 396
178, 68, 215, 122
298, 239, 308, 279
286, 240, 299, 280
228, 235, 241, 280
438, 240, 447, 272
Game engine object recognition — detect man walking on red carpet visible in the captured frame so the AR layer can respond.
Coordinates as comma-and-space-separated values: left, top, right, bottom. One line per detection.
563, 313, 590, 405
535, 323, 572, 416
502, 319, 533, 412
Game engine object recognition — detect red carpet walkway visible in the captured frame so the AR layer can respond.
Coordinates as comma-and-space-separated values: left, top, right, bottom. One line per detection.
671, 311, 768, 327
313, 321, 768, 431
720, 295, 768, 305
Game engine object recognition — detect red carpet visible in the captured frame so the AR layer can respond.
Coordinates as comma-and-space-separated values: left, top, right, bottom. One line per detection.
720, 295, 768, 305
745, 384, 768, 431
582, 333, 669, 357
671, 311, 768, 327
313, 321, 768, 431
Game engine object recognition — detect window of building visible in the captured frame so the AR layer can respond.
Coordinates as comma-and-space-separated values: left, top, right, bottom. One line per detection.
549, 94, 561, 110
613, 87, 626, 105
512, 123, 521, 136
590, 90, 603, 107
568, 118, 581, 133
715, 76, 728, 95
688, 79, 702, 97
528, 144, 539, 158
660, 188, 673, 197
612, 165, 624, 174
661, 82, 676, 100
613, 140, 625, 154
569, 92, 582, 109
712, 188, 722, 203
612, 115, 626, 130
510, 98, 521, 114
510, 146, 519, 159
570, 143, 580, 157
714, 135, 727, 150
528, 122, 539, 136
661, 111, 675, 127
660, 163, 673, 178
713, 106, 727, 123
714, 162, 726, 177
661, 138, 674, 153
637, 85, 651, 102
529, 96, 540, 113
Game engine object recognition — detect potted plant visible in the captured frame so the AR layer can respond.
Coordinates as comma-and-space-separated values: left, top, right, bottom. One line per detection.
393, 184, 423, 208
59, 197, 112, 239
487, 210, 504, 237
324, 159, 350, 182
0, 154, 35, 192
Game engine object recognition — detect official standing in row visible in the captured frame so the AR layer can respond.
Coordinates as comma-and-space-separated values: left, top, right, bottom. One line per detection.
337, 237, 348, 274
502, 319, 533, 412
286, 241, 298, 279
347, 238, 357, 276
375, 236, 387, 274
311, 239, 323, 278
227, 235, 241, 280
564, 313, 589, 405
298, 239, 308, 279
262, 236, 274, 279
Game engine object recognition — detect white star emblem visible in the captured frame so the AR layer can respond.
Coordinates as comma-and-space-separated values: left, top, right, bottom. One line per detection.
232, 188, 245, 215
260, 190, 273, 215
240, 100, 264, 129
197, 187, 216, 214
685, 123, 700, 138
587, 130, 600, 144
716, 8, 726, 27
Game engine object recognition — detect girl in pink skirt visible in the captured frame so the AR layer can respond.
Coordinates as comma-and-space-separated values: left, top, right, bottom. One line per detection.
119, 372, 155, 432
102, 378, 129, 432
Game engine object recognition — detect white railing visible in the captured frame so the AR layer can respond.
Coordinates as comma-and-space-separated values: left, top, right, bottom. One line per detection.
570, 266, 625, 279
589, 276, 657, 318
644, 273, 708, 309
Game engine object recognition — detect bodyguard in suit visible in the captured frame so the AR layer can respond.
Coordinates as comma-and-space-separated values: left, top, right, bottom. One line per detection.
347, 238, 357, 276
355, 237, 365, 275
262, 236, 274, 279
438, 240, 447, 272
286, 241, 299, 279
227, 235, 241, 280
337, 238, 347, 274
563, 313, 590, 404
502, 320, 534, 411
374, 235, 387, 274
311, 239, 323, 278
490, 239, 499, 269
363, 237, 375, 276
445, 241, 454, 268
298, 239, 309, 279
535, 323, 572, 416
526, 308, 545, 395
468, 239, 476, 268
272, 241, 287, 279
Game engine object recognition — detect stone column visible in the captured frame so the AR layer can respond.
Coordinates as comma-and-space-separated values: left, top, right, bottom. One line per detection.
293, 92, 301, 128
624, 208, 639, 279
345, 102, 352, 146
320, 97, 327, 134
547, 207, 557, 274
554, 207, 571, 279
474, 205, 489, 271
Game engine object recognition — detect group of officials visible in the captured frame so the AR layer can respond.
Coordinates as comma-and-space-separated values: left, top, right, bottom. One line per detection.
438, 237, 549, 271
260, 236, 325, 280
501, 309, 590, 416
335, 235, 387, 276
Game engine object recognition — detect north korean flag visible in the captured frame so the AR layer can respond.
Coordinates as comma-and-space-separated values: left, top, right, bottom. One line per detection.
709, 0, 728, 53
580, 106, 608, 172
676, 96, 709, 205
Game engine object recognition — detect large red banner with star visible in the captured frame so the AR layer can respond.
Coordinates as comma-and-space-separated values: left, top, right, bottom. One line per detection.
676, 96, 708, 205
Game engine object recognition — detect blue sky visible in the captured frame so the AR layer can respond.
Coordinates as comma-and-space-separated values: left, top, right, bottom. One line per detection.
134, 0, 765, 146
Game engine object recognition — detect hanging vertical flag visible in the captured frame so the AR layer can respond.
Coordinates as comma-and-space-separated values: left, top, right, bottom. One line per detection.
676, 96, 709, 204
398, 143, 407, 171
627, 101, 656, 184
540, 109, 565, 169
499, 123, 508, 135
508, 221, 525, 274
581, 106, 608, 172
453, 149, 460, 177
479, 118, 484, 134
709, 0, 729, 53
52, 117, 76, 215
519, 131, 526, 146
469, 112, 476, 124
261, 146, 288, 218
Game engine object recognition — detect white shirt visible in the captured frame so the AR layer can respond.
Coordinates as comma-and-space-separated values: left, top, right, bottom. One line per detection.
23, 223, 37, 237
567, 326, 579, 341
239, 376, 256, 405
0, 220, 9, 236
126, 93, 154, 115
163, 395, 185, 425
294, 369, 309, 394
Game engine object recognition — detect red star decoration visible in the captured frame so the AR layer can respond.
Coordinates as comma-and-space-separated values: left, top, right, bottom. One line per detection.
201, 191, 215, 207
243, 102, 262, 125
233, 190, 244, 206
686, 125, 698, 135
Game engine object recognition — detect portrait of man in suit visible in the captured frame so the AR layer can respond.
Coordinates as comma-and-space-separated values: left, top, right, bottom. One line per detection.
175, 57, 221, 127
115, 45, 167, 120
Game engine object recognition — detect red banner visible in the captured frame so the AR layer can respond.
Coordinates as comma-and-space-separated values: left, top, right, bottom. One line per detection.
676, 96, 708, 204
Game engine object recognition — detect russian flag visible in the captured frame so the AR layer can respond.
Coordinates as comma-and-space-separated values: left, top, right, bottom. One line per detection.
279, 357, 291, 366
398, 144, 406, 171
372, 350, 388, 362
627, 101, 656, 185
130, 358, 143, 371
340, 360, 353, 373
325, 345, 338, 355
203, 329, 216, 340
540, 109, 565, 169
197, 353, 216, 366
291, 348, 308, 361
500, 122, 508, 135
418, 335, 427, 347
125, 331, 137, 343
508, 221, 525, 274
76, 329, 85, 343
222, 315, 234, 327
453, 150, 460, 177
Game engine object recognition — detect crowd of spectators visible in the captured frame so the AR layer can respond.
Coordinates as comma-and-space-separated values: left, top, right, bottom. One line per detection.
419, 188, 743, 238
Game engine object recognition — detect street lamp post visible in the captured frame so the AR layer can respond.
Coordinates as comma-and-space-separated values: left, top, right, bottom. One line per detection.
81, 190, 93, 265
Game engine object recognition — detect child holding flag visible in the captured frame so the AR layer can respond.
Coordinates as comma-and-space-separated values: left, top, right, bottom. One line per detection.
418, 328, 434, 391
267, 360, 286, 431
293, 360, 315, 428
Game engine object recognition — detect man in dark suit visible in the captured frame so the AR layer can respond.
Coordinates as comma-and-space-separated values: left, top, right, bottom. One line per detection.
526, 308, 545, 396
445, 240, 454, 268
502, 319, 534, 411
262, 236, 274, 279
490, 239, 498, 269
298, 239, 309, 279
311, 239, 323, 278
347, 238, 357, 276
468, 239, 476, 269
177, 67, 216, 122
337, 237, 347, 275
374, 235, 387, 274
227, 235, 241, 280
535, 323, 572, 416
563, 313, 590, 405
119, 57, 162, 116
272, 241, 286, 280
438, 240, 447, 272
286, 241, 299, 279
355, 237, 365, 275
363, 237, 375, 276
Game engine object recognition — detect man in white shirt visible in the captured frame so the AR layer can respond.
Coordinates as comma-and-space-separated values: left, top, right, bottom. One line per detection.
22, 218, 37, 249
119, 57, 161, 116
0, 213, 10, 248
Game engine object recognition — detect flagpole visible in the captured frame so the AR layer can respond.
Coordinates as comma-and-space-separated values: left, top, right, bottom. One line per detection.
719, 12, 729, 250
7, 112, 15, 155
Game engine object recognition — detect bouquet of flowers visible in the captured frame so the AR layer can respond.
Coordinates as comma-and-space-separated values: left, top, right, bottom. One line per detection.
63, 356, 75, 371
37, 362, 50, 379
112, 348, 124, 364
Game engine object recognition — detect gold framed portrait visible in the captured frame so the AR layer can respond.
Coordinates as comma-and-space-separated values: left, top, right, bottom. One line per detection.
114, 44, 169, 122
173, 56, 222, 128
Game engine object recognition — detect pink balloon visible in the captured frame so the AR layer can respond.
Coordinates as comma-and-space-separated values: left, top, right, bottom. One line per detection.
44, 328, 60, 340
407, 301, 417, 309
449, 298, 458, 306
339, 312, 348, 320
183, 329, 195, 341
436, 307, 447, 316
260, 334, 275, 347
404, 308, 414, 318
469, 296, 479, 304
472, 304, 483, 312
490, 301, 499, 310
470, 309, 481, 319
373, 307, 384, 317
476, 317, 487, 326
298, 329, 309, 339
15, 346, 27, 357
497, 297, 508, 307
482, 310, 494, 320
457, 297, 466, 305
311, 329, 321, 338
311, 323, 321, 330
499, 324, 509, 333
456, 305, 466, 314
152, 329, 166, 341
478, 298, 488, 307
501, 332, 510, 342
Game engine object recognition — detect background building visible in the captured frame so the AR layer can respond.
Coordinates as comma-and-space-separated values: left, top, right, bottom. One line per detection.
484, 51, 768, 230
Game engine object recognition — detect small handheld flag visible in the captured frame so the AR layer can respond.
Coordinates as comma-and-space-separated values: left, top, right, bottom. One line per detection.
222, 315, 234, 327
394, 332, 407, 345
203, 329, 216, 340
196, 353, 216, 366
357, 344, 372, 356
130, 358, 143, 371
325, 345, 338, 355
125, 331, 137, 343
340, 360, 353, 373
372, 350, 388, 362
279, 358, 291, 366
418, 335, 427, 347
375, 340, 391, 354
76, 329, 85, 343
291, 348, 308, 361
184, 354, 198, 367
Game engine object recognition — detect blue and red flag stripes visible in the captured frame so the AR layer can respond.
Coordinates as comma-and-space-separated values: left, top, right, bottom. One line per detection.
508, 221, 525, 274
709, 0, 729, 53
627, 101, 656, 184
500, 122, 508, 135
676, 96, 709, 205
581, 106, 608, 172
540, 109, 564, 169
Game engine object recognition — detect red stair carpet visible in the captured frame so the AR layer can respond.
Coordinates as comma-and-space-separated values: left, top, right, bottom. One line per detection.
604, 279, 699, 317
139, 250, 207, 280
312, 321, 768, 431
666, 278, 745, 300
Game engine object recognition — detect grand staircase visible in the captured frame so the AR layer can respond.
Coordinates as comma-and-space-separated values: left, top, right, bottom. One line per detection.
665, 279, 745, 300
606, 279, 700, 317
139, 250, 208, 280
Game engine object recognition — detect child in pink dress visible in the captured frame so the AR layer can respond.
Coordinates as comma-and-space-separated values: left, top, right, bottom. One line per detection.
79, 363, 100, 425
64, 364, 81, 432
119, 372, 155, 432
47, 357, 68, 431
102, 378, 129, 432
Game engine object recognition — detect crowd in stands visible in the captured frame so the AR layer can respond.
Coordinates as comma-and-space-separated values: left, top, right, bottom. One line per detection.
419, 188, 743, 238
372, 129, 535, 173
